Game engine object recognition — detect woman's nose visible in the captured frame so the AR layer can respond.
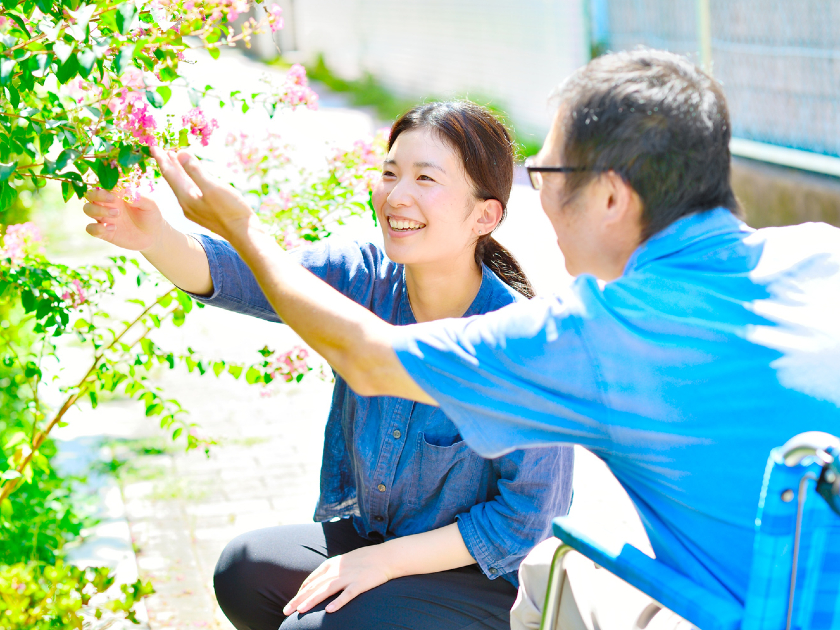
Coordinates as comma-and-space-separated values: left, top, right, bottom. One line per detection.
386, 178, 413, 207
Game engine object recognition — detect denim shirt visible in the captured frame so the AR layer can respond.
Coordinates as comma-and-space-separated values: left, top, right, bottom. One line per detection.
188, 235, 574, 585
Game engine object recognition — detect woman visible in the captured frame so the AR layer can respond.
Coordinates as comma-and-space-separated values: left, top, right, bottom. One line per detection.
83, 101, 574, 630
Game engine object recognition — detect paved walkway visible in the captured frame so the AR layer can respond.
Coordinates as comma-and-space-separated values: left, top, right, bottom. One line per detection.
52, 48, 651, 630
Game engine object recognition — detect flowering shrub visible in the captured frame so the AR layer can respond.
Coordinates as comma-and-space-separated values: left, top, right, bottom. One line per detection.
1, 2, 384, 625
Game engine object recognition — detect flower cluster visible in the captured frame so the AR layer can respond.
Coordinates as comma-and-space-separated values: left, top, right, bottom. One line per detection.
115, 166, 157, 205
225, 131, 290, 179
61, 279, 87, 309
107, 69, 158, 147
327, 128, 389, 193
277, 64, 319, 110
270, 346, 311, 383
182, 108, 219, 147
0, 223, 43, 265
267, 4, 284, 33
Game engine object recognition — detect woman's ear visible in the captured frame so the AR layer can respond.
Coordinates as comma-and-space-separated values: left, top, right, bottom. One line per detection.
475, 199, 504, 234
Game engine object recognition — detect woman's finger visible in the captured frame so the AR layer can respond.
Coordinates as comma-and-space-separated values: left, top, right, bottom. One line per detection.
298, 561, 331, 591
151, 147, 200, 206
83, 202, 119, 219
85, 221, 116, 240
176, 151, 214, 195
325, 584, 362, 613
283, 572, 330, 615
295, 579, 345, 614
84, 188, 120, 206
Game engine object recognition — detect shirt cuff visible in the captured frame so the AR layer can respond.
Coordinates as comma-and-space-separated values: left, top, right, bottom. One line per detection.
181, 233, 224, 301
456, 511, 514, 584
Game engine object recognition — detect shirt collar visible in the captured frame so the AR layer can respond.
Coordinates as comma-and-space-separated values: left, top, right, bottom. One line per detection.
622, 207, 752, 275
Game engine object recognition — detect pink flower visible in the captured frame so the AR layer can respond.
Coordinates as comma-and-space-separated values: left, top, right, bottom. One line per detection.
182, 107, 219, 147
1, 222, 43, 264
0, 16, 8, 30
61, 279, 87, 308
267, 4, 283, 32
286, 64, 307, 86
271, 346, 310, 382
107, 84, 158, 147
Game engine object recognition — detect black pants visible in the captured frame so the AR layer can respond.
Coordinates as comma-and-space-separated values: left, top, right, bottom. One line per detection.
214, 519, 518, 630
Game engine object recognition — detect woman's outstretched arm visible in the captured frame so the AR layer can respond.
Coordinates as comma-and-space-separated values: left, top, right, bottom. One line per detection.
151, 147, 435, 404
83, 188, 213, 295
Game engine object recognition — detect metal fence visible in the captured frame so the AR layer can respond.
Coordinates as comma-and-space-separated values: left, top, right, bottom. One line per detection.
591, 0, 840, 159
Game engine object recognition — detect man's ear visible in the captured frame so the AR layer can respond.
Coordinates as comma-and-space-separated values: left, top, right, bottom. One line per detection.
601, 171, 642, 228
475, 199, 504, 234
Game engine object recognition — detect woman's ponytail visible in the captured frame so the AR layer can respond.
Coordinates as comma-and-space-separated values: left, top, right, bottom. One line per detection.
475, 235, 534, 299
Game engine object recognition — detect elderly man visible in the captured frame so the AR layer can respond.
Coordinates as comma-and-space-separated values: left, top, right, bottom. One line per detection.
150, 49, 839, 629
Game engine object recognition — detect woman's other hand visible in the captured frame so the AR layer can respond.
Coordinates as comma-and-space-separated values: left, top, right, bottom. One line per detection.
282, 546, 392, 616
151, 147, 254, 241
83, 188, 165, 252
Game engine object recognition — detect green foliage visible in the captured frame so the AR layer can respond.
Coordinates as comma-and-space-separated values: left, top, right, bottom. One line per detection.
0, 561, 154, 630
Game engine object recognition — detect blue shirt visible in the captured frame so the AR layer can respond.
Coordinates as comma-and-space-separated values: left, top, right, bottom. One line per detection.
189, 235, 574, 585
392, 208, 840, 603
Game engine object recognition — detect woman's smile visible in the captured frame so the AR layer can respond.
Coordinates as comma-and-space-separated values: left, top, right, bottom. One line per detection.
386, 214, 427, 235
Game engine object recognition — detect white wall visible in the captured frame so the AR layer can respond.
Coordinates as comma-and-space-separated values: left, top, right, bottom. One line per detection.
290, 0, 589, 135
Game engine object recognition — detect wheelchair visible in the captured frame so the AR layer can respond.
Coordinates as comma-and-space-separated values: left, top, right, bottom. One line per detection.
541, 432, 840, 630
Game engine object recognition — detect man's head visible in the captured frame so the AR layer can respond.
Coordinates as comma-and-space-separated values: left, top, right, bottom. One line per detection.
536, 49, 739, 281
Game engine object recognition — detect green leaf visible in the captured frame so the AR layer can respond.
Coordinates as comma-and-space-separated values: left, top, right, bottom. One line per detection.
0, 470, 21, 480
245, 367, 260, 384
178, 128, 189, 147
228, 364, 243, 380
53, 41, 75, 64
62, 180, 73, 202
175, 290, 193, 313
116, 2, 138, 35
212, 361, 225, 377
208, 46, 220, 60
0, 59, 16, 86
118, 145, 141, 168
187, 88, 201, 107
113, 47, 134, 75
95, 158, 120, 189
145, 89, 164, 108
56, 53, 79, 84
8, 13, 31, 37
77, 48, 96, 78
0, 498, 11, 519
156, 85, 172, 105
56, 149, 80, 171
0, 162, 17, 182
172, 427, 183, 439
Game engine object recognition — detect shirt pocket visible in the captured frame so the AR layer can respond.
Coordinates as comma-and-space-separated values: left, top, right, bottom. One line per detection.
407, 432, 485, 510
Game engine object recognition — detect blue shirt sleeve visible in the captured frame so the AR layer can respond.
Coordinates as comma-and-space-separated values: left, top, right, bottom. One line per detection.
184, 234, 385, 323
456, 445, 574, 582
391, 291, 612, 459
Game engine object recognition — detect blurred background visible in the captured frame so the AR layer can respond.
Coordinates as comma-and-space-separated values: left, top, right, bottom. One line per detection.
254, 0, 840, 228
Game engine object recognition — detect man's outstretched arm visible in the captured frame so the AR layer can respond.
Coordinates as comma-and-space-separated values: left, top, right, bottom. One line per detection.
151, 148, 436, 405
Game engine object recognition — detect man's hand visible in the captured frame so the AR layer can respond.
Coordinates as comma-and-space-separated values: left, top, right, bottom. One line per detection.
283, 546, 392, 616
150, 147, 254, 241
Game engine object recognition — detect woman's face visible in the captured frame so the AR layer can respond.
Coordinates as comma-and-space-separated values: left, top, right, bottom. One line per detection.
371, 128, 485, 267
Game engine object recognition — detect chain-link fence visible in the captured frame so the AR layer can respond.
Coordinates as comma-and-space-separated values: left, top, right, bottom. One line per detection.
591, 0, 840, 158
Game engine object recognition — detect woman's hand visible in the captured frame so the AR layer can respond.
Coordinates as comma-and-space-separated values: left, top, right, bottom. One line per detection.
150, 147, 255, 241
83, 188, 166, 252
283, 546, 393, 616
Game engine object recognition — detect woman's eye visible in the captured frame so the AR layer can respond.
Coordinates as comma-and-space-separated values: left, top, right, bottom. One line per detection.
418, 175, 435, 182
382, 170, 396, 178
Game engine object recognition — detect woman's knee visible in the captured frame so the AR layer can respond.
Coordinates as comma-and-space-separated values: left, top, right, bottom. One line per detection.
214, 532, 257, 615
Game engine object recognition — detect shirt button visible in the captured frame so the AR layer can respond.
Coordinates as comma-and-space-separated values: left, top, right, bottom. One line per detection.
392, 430, 401, 439
377, 483, 386, 492
489, 568, 498, 574
374, 515, 384, 522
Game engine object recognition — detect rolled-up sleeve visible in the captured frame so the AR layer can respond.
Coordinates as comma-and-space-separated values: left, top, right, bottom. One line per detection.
456, 445, 574, 584
184, 234, 384, 322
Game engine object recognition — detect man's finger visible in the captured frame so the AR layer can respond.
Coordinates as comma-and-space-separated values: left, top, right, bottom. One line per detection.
151, 147, 201, 205
176, 151, 214, 194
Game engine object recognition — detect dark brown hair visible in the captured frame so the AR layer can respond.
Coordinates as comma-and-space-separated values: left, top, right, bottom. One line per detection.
553, 49, 739, 241
389, 101, 535, 298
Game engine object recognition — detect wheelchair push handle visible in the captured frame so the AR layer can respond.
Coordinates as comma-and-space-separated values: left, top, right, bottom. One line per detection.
780, 431, 840, 517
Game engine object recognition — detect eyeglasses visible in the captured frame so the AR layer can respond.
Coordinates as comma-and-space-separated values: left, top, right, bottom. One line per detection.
524, 157, 592, 191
